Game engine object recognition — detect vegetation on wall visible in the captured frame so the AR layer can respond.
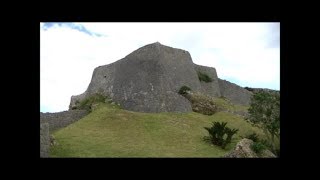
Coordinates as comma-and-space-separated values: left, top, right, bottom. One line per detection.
197, 71, 213, 82
73, 93, 110, 112
178, 86, 191, 95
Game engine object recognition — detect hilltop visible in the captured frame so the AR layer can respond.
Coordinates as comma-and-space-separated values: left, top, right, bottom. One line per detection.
50, 97, 265, 157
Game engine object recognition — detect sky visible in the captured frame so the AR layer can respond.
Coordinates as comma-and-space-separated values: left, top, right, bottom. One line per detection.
40, 22, 280, 113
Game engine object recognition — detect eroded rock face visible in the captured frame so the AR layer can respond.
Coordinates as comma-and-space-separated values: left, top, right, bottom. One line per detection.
223, 138, 276, 158
184, 92, 217, 115
69, 42, 252, 113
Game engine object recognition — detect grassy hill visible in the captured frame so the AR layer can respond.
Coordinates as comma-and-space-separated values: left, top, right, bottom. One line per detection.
50, 98, 265, 157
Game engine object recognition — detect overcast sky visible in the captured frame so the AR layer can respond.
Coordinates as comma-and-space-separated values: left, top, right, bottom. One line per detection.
40, 22, 280, 113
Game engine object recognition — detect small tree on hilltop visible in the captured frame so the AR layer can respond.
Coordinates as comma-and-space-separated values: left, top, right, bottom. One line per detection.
246, 91, 280, 152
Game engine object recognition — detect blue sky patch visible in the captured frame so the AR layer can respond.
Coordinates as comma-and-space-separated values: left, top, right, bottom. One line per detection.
42, 22, 104, 37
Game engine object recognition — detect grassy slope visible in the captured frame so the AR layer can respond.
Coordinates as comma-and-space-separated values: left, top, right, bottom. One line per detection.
212, 97, 249, 112
50, 99, 264, 157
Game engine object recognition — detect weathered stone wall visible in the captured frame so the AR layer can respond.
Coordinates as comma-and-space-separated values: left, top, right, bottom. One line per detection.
218, 78, 252, 106
70, 42, 204, 113
193, 64, 221, 97
40, 110, 88, 157
70, 42, 255, 113
40, 123, 49, 158
40, 110, 89, 131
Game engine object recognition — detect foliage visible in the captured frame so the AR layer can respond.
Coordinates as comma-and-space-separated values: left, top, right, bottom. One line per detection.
244, 132, 259, 142
197, 71, 213, 82
178, 86, 191, 95
260, 138, 280, 157
246, 91, 280, 152
74, 93, 108, 112
204, 122, 238, 149
242, 132, 278, 156
244, 87, 254, 92
250, 141, 266, 154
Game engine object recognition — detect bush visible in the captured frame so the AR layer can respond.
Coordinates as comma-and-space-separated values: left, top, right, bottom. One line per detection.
250, 142, 266, 154
75, 93, 108, 112
243, 133, 279, 156
245, 133, 259, 142
244, 87, 254, 92
179, 86, 191, 95
259, 139, 280, 156
204, 122, 238, 149
198, 71, 213, 83
220, 95, 227, 100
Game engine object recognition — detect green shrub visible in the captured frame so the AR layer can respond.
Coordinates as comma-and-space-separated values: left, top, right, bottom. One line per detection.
220, 96, 227, 100
251, 142, 266, 154
245, 132, 259, 142
197, 71, 213, 83
204, 122, 238, 149
244, 87, 254, 92
247, 91, 280, 152
75, 93, 108, 112
259, 139, 279, 156
179, 86, 191, 95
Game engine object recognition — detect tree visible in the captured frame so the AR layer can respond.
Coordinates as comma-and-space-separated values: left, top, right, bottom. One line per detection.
246, 91, 280, 151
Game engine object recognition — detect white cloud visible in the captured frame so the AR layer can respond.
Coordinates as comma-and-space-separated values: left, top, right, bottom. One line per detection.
40, 22, 280, 112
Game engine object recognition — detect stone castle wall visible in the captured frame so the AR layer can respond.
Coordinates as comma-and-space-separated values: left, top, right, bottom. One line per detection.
218, 79, 252, 106
70, 42, 254, 112
193, 64, 221, 97
40, 110, 89, 131
40, 110, 89, 157
40, 123, 49, 158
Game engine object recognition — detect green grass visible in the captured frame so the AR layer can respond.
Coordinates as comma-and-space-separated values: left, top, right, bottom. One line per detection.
50, 101, 264, 157
213, 97, 249, 112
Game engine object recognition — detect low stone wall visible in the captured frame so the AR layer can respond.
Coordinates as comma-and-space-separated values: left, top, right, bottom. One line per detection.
40, 110, 89, 157
40, 123, 49, 158
40, 110, 89, 131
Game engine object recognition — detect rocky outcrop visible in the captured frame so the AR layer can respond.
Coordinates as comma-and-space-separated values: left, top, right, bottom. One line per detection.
185, 92, 217, 115
223, 138, 276, 158
69, 42, 254, 113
